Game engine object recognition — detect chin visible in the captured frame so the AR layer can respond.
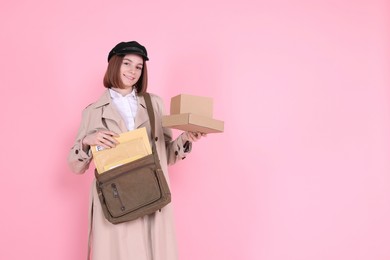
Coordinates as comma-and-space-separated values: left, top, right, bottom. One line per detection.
121, 83, 133, 88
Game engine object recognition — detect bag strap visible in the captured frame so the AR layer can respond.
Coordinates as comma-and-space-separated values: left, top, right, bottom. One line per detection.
143, 93, 156, 142
143, 92, 162, 168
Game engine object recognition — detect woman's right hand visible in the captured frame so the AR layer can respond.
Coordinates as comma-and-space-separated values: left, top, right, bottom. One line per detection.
82, 129, 119, 152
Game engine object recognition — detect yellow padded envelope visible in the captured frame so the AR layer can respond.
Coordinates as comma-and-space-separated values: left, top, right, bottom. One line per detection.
91, 127, 152, 174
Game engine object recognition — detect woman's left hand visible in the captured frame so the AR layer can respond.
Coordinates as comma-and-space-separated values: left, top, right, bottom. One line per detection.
183, 131, 207, 142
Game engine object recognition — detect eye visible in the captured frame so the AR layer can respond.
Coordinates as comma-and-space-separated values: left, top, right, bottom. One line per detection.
123, 62, 130, 66
136, 66, 143, 70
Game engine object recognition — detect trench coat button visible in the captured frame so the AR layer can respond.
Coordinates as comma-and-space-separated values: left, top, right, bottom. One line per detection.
75, 149, 79, 155
175, 151, 178, 156
155, 137, 158, 142
78, 158, 83, 162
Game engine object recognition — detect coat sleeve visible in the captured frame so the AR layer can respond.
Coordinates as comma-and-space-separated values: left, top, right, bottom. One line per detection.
67, 108, 94, 174
153, 95, 192, 166
164, 128, 192, 166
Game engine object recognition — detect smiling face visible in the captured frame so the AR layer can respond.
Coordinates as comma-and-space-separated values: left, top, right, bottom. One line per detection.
119, 54, 144, 89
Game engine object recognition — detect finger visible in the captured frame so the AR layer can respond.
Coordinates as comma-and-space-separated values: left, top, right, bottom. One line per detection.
94, 137, 111, 149
193, 132, 202, 140
188, 132, 199, 142
192, 132, 206, 141
97, 131, 119, 144
103, 134, 120, 145
98, 137, 117, 148
186, 132, 195, 142
96, 133, 116, 147
100, 130, 119, 137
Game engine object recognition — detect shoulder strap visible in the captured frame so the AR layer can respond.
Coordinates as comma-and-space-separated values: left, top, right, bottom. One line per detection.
143, 93, 162, 167
143, 93, 156, 140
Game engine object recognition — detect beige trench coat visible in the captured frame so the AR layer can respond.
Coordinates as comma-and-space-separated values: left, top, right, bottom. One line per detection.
68, 90, 190, 260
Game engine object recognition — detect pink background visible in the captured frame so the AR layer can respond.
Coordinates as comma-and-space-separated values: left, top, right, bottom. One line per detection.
1, 0, 389, 259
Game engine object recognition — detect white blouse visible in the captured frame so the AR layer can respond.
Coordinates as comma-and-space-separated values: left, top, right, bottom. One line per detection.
109, 88, 138, 131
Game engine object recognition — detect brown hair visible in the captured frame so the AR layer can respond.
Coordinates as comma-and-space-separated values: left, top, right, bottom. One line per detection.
103, 55, 148, 94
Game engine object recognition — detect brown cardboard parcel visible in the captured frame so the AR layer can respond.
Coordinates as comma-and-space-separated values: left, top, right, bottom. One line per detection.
170, 94, 213, 118
162, 94, 224, 133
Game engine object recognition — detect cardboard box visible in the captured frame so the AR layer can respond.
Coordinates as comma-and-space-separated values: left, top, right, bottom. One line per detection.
162, 113, 224, 133
163, 94, 224, 133
170, 94, 213, 118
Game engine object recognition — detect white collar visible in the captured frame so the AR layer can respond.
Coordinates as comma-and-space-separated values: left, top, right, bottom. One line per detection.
109, 88, 137, 99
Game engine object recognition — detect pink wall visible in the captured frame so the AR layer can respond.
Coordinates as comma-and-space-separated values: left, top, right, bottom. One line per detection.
1, 0, 389, 259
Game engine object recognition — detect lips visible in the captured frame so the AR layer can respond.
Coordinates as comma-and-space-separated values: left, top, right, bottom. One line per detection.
123, 74, 135, 81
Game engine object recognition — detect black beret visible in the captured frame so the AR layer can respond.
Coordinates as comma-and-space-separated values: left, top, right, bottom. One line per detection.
108, 41, 149, 62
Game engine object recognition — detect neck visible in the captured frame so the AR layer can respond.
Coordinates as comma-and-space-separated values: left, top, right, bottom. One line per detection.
111, 86, 133, 96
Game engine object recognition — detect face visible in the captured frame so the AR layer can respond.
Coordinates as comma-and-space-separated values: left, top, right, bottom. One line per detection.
119, 54, 144, 88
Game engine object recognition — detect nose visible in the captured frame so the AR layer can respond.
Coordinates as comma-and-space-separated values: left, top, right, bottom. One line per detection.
128, 67, 135, 74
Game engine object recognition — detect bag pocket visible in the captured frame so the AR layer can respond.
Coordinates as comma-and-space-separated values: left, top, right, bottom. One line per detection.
99, 166, 161, 218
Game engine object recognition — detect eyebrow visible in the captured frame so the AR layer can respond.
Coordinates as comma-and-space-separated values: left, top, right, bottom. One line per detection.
123, 58, 143, 66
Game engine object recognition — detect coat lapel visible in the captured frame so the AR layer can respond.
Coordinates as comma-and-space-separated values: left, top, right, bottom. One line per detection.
93, 90, 128, 133
93, 90, 149, 133
135, 94, 149, 129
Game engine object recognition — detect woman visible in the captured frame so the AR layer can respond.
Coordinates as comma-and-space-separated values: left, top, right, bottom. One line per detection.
68, 41, 205, 260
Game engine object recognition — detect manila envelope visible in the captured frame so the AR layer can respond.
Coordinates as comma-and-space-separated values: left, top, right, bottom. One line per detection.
91, 127, 152, 174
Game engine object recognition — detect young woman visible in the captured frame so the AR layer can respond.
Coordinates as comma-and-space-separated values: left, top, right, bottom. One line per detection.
68, 41, 205, 260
